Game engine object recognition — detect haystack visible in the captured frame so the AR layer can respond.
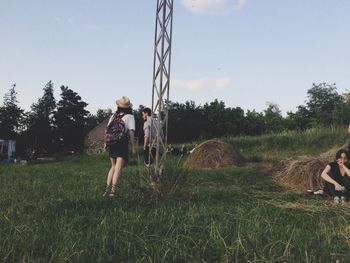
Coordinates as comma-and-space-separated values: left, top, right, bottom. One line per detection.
319, 143, 347, 161
273, 143, 348, 192
183, 140, 243, 169
273, 156, 327, 192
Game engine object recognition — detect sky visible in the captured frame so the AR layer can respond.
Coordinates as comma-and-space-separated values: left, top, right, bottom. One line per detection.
1, 0, 350, 115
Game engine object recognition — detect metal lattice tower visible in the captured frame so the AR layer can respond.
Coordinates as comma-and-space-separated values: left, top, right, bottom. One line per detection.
151, 0, 174, 174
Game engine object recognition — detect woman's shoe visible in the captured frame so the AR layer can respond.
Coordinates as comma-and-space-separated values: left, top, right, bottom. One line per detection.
334, 196, 340, 204
109, 185, 117, 197
313, 189, 324, 195
341, 196, 347, 203
109, 191, 116, 197
103, 186, 111, 197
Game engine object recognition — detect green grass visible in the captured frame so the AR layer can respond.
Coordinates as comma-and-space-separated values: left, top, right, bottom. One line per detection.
223, 126, 349, 162
1, 128, 350, 262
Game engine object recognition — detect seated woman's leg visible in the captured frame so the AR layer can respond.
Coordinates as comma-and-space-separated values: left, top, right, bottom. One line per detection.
323, 181, 342, 197
342, 175, 350, 198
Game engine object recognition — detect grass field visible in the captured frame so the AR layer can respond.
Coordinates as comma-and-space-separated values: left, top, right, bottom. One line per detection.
1, 127, 350, 262
224, 126, 349, 162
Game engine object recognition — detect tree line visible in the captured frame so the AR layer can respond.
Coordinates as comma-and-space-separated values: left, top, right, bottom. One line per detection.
0, 81, 349, 156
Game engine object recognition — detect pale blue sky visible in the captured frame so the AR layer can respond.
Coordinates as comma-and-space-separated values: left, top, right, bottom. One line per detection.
1, 0, 350, 115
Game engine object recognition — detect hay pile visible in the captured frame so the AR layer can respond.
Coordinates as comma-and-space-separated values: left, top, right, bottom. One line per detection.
273, 143, 348, 192
273, 156, 327, 192
183, 140, 243, 169
319, 143, 347, 161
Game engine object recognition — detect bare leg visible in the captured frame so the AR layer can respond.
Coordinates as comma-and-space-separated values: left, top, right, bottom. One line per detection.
103, 158, 116, 196
110, 157, 125, 195
107, 157, 116, 186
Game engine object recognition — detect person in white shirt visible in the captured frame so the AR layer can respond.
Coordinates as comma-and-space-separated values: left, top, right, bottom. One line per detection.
103, 96, 136, 197
142, 108, 157, 166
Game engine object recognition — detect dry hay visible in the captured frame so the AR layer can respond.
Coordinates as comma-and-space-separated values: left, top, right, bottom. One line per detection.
319, 143, 347, 162
273, 142, 350, 192
273, 156, 327, 192
183, 140, 243, 169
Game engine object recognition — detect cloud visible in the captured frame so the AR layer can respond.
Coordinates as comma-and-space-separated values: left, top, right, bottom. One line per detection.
53, 16, 63, 24
215, 76, 231, 89
180, 0, 247, 16
53, 16, 100, 31
173, 76, 232, 92
235, 0, 247, 11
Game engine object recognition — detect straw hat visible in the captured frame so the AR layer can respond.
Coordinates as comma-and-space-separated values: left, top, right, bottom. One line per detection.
116, 96, 132, 108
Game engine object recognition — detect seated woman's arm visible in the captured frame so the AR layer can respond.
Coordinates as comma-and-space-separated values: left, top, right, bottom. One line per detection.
321, 164, 343, 191
339, 162, 350, 177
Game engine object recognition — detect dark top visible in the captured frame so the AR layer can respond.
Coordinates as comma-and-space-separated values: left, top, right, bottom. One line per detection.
328, 161, 350, 185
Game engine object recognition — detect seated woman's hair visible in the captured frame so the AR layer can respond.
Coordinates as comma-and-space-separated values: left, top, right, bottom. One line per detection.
335, 149, 349, 160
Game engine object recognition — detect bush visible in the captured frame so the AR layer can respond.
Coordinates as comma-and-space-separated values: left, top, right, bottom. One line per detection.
137, 162, 188, 202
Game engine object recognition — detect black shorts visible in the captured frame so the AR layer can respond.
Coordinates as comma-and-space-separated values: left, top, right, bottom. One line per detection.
108, 139, 129, 161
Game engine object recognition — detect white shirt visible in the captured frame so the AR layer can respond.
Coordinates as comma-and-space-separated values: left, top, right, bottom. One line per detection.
108, 113, 135, 132
143, 118, 157, 147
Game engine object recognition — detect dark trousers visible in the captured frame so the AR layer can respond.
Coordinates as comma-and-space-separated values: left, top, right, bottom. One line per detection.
143, 146, 156, 165
323, 175, 350, 198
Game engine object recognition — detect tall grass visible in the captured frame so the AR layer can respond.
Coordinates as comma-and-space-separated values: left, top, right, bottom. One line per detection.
224, 126, 349, 161
1, 128, 350, 262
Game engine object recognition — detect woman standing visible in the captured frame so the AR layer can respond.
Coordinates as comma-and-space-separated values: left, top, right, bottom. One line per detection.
103, 96, 136, 197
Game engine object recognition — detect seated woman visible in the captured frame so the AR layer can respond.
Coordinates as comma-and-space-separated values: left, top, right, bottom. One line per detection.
321, 149, 350, 203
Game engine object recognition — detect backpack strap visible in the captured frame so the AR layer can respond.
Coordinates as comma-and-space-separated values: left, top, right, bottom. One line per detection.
109, 112, 125, 126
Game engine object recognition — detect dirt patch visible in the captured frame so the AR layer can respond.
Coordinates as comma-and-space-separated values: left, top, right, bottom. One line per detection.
183, 140, 243, 169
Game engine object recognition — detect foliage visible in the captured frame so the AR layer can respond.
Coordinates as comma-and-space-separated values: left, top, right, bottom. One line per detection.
96, 108, 112, 123
286, 105, 311, 131
138, 161, 188, 202
133, 105, 146, 144
54, 86, 89, 151
224, 126, 349, 162
0, 84, 24, 139
306, 82, 345, 125
24, 81, 57, 152
168, 100, 205, 142
264, 102, 284, 133
1, 81, 350, 153
244, 109, 266, 136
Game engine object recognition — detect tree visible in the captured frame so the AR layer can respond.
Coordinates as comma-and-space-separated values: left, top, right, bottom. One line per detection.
0, 84, 24, 139
133, 105, 146, 144
168, 100, 205, 142
225, 106, 245, 136
263, 102, 284, 133
330, 91, 350, 125
25, 81, 57, 152
244, 110, 266, 135
96, 108, 112, 124
306, 83, 344, 125
286, 105, 311, 130
55, 86, 89, 151
83, 108, 113, 136
203, 99, 227, 138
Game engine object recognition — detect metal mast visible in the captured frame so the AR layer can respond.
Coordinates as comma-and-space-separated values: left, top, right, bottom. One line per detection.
151, 0, 174, 174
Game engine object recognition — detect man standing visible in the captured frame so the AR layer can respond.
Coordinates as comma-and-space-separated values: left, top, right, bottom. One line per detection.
142, 108, 157, 166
